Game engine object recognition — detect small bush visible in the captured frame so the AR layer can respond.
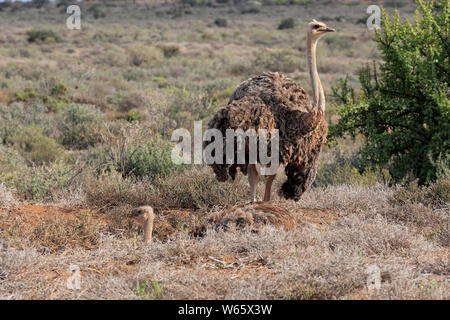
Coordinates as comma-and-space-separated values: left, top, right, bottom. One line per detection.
252, 48, 303, 74
214, 18, 228, 27
26, 29, 61, 43
84, 169, 155, 208
58, 104, 103, 149
125, 109, 143, 122
393, 176, 450, 208
88, 5, 106, 19
315, 150, 391, 187
0, 183, 17, 209
158, 43, 181, 58
127, 45, 163, 66
278, 18, 295, 30
126, 137, 184, 179
118, 91, 149, 112
14, 88, 39, 102
50, 83, 68, 97
0, 145, 26, 187
15, 161, 74, 201
241, 1, 261, 14
7, 126, 64, 165
152, 167, 247, 209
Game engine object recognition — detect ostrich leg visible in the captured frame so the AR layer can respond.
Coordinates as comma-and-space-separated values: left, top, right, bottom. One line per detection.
248, 164, 259, 203
263, 175, 276, 202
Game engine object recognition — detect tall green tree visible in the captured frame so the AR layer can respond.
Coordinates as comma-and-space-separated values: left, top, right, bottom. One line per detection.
330, 0, 449, 184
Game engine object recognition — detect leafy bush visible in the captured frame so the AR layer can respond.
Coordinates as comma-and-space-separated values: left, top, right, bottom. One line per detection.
26, 29, 61, 43
15, 161, 74, 201
158, 43, 181, 58
32, 0, 48, 8
315, 150, 391, 187
88, 124, 183, 179
125, 109, 143, 122
126, 137, 184, 179
8, 126, 64, 165
0, 145, 26, 187
0, 102, 56, 144
330, 0, 449, 185
393, 176, 450, 207
324, 35, 352, 50
127, 45, 163, 66
14, 88, 39, 102
118, 91, 149, 112
88, 5, 106, 19
50, 83, 68, 97
252, 48, 303, 74
58, 104, 103, 149
214, 18, 228, 27
278, 18, 295, 30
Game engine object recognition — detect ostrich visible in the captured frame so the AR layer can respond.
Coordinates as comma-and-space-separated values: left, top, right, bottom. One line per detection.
204, 20, 335, 202
130, 206, 155, 244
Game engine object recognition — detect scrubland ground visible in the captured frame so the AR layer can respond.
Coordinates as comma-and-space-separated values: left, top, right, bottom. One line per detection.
0, 1, 448, 299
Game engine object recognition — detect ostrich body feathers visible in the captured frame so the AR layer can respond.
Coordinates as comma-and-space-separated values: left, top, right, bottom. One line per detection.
205, 72, 327, 201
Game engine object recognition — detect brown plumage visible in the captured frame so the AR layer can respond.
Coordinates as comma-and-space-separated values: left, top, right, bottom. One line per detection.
204, 20, 335, 202
206, 72, 327, 201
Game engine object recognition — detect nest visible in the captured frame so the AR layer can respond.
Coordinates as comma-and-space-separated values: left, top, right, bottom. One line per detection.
208, 202, 298, 232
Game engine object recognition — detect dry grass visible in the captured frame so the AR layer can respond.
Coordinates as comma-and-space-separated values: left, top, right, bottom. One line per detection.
0, 183, 448, 300
0, 183, 17, 210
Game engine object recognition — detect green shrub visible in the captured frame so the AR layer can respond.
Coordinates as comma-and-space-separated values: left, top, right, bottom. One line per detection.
214, 18, 228, 27
14, 88, 39, 102
8, 126, 64, 165
158, 43, 181, 58
330, 1, 450, 185
88, 5, 106, 19
252, 48, 303, 74
0, 144, 26, 187
324, 35, 352, 50
393, 176, 450, 207
26, 29, 61, 43
58, 104, 103, 149
32, 0, 48, 8
125, 109, 143, 122
127, 45, 163, 66
0, 102, 55, 144
314, 150, 391, 187
50, 83, 68, 97
125, 137, 184, 179
15, 161, 74, 201
278, 18, 295, 30
118, 91, 149, 112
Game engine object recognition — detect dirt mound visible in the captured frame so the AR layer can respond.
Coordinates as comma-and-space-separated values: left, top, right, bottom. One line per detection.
208, 202, 298, 232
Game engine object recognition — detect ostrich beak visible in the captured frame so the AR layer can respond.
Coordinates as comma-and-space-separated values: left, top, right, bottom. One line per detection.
324, 27, 336, 32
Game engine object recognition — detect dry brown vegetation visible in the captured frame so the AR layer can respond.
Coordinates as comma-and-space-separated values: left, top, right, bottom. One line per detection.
0, 0, 448, 300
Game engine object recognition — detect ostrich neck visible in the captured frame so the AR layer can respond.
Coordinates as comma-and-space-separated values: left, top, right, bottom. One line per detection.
143, 218, 153, 243
307, 35, 325, 111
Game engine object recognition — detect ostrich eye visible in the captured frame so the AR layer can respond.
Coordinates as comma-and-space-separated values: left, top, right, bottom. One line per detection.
313, 25, 320, 29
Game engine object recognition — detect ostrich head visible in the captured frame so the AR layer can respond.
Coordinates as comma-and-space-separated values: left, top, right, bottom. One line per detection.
308, 19, 335, 41
130, 206, 155, 244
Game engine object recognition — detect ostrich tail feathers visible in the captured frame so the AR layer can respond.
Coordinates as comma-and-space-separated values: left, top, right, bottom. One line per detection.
279, 163, 319, 201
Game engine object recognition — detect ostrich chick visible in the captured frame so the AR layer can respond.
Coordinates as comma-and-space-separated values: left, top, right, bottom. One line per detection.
130, 206, 155, 244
